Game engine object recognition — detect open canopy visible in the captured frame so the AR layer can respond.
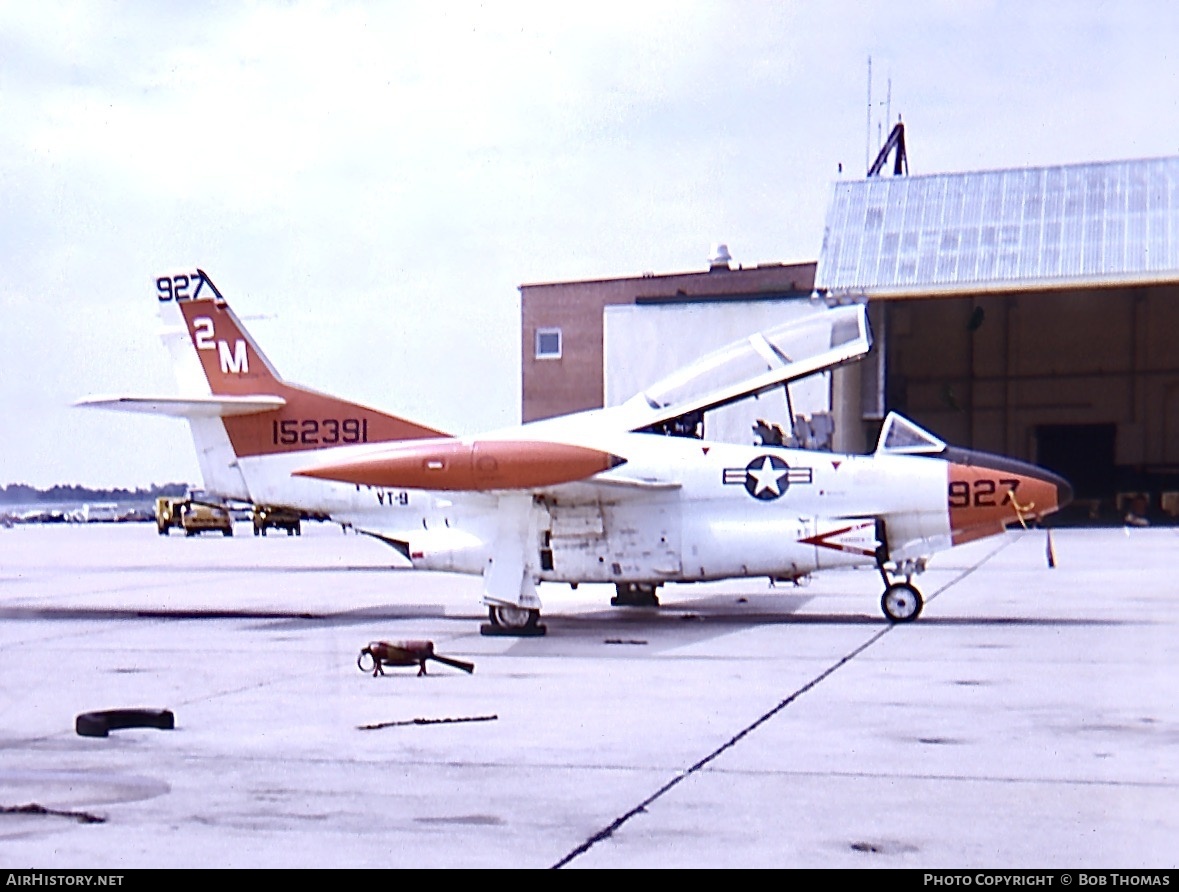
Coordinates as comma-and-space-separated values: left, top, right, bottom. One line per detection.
619, 303, 871, 432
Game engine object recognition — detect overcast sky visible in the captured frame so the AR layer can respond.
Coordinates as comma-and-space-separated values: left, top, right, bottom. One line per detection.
3, 1, 1177, 489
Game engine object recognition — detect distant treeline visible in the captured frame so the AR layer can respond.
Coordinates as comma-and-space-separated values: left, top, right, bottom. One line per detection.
0, 483, 190, 504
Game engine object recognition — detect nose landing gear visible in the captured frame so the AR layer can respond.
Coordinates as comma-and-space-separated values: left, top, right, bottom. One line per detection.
874, 519, 925, 623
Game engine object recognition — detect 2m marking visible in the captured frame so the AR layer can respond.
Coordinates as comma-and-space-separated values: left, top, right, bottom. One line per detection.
948, 478, 1020, 509
191, 317, 248, 374
272, 418, 369, 446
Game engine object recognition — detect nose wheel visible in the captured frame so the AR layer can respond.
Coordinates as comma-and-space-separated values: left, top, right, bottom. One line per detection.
881, 582, 923, 623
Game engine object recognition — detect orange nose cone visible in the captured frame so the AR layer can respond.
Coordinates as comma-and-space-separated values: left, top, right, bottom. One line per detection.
294, 439, 624, 491
947, 451, 1072, 546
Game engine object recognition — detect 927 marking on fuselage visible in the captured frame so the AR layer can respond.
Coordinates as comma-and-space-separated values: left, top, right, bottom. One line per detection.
948, 477, 1021, 508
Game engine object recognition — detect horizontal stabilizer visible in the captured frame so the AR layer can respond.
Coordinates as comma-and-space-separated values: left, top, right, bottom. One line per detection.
75, 394, 287, 419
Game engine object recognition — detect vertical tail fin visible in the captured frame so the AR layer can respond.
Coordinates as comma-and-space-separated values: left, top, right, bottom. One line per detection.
159, 272, 447, 464
81, 271, 449, 504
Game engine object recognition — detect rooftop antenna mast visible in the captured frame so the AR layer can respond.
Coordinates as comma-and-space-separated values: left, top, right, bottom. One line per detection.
865, 56, 873, 173
864, 60, 907, 177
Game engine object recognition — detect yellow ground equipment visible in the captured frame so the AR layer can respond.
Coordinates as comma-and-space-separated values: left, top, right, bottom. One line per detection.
155, 497, 185, 535
252, 505, 302, 536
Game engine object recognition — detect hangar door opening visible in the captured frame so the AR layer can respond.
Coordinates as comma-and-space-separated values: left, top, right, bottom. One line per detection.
1035, 423, 1116, 500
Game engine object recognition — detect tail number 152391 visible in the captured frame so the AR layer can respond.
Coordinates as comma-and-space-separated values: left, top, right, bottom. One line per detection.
272, 418, 369, 446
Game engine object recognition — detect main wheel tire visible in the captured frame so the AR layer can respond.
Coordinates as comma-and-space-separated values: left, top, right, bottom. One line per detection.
611, 582, 661, 607
881, 582, 923, 623
76, 708, 175, 738
488, 605, 540, 631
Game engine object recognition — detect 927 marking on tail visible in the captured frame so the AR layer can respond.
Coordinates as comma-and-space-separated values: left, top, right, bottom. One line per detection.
156, 269, 224, 303
157, 273, 206, 302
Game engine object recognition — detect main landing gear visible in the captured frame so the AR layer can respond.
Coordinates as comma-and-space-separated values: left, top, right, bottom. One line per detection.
480, 604, 547, 637
611, 582, 661, 608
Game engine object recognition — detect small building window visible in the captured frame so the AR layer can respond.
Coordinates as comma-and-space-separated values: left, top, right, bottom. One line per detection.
535, 327, 562, 359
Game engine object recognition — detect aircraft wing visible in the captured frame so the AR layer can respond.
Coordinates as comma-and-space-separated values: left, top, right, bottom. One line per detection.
612, 303, 871, 434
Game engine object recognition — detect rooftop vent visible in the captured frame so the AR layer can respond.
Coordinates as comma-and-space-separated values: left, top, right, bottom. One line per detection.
709, 243, 733, 271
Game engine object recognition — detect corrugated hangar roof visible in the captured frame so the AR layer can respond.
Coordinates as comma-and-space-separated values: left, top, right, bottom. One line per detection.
814, 156, 1179, 297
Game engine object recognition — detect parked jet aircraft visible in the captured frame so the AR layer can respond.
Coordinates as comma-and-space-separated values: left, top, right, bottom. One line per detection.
79, 270, 1072, 635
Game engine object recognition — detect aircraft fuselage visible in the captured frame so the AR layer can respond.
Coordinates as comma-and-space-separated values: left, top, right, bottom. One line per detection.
244, 431, 1067, 590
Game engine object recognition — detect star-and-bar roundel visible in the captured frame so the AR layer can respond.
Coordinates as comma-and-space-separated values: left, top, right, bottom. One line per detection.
723, 455, 813, 501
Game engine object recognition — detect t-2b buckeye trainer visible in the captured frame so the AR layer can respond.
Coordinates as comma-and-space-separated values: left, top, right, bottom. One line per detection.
79, 271, 1072, 635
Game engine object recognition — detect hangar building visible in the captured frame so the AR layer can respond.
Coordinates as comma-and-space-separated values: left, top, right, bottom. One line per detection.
520, 151, 1179, 521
